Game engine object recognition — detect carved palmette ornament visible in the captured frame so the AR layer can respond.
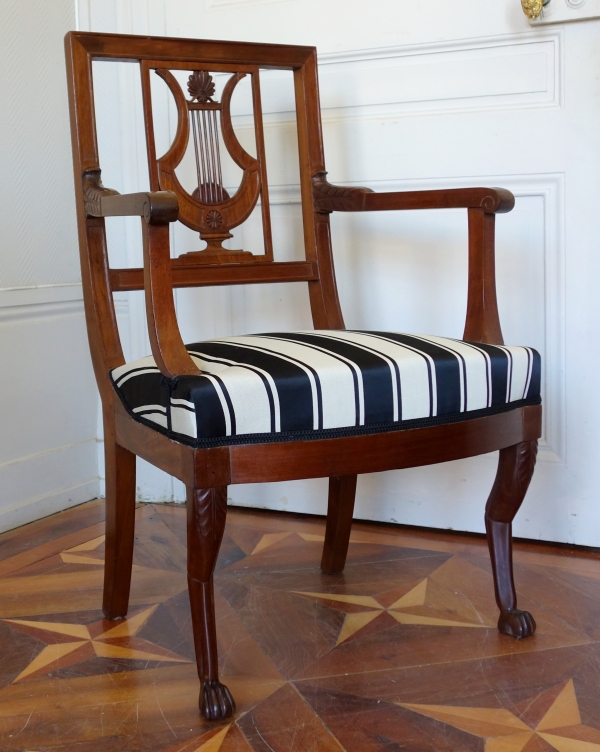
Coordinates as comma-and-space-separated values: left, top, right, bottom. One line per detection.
516, 440, 538, 496
191, 488, 227, 544
153, 66, 262, 257
187, 70, 216, 102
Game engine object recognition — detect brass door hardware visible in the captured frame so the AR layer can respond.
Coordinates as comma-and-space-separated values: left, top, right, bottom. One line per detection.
521, 0, 551, 19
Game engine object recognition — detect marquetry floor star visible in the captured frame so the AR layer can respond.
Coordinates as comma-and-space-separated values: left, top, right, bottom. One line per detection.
250, 529, 403, 556
251, 531, 327, 555
294, 574, 495, 645
193, 725, 231, 752
60, 533, 105, 565
5, 605, 190, 682
159, 724, 232, 752
401, 679, 600, 751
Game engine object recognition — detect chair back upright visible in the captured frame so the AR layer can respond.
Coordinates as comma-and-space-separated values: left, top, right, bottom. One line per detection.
65, 32, 345, 398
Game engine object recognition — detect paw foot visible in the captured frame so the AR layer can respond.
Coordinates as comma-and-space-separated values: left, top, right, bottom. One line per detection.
498, 609, 536, 639
200, 680, 236, 721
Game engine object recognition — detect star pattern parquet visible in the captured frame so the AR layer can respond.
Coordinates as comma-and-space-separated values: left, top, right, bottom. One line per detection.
0, 499, 599, 750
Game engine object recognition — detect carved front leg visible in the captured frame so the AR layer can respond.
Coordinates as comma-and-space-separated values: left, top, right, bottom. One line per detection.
485, 441, 538, 639
187, 486, 235, 720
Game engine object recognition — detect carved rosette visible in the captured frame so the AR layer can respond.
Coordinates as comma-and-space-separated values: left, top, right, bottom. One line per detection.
205, 210, 223, 229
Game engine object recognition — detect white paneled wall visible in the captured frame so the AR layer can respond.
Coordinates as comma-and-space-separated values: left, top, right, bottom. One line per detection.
72, 0, 600, 546
0, 1, 99, 532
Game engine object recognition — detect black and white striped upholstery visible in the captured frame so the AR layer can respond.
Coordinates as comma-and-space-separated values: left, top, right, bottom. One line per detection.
111, 331, 541, 448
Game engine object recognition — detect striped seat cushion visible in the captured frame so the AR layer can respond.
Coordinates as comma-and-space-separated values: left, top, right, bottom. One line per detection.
111, 331, 541, 448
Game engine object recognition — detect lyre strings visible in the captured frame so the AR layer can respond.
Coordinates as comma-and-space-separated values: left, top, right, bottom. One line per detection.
190, 108, 226, 204
187, 70, 229, 205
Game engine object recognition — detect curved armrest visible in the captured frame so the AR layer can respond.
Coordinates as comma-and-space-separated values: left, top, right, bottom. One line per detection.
312, 172, 509, 346
83, 169, 179, 225
312, 172, 514, 215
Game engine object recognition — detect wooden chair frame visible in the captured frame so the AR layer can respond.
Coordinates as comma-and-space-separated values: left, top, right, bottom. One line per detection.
65, 31, 542, 721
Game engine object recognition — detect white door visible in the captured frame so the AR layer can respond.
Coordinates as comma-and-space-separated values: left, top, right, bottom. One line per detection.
83, 0, 600, 546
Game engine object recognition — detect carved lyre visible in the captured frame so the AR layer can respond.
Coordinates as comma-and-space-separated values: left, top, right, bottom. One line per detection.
140, 61, 273, 264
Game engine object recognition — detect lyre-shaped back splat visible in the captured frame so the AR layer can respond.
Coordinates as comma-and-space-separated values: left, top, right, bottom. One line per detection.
141, 61, 273, 265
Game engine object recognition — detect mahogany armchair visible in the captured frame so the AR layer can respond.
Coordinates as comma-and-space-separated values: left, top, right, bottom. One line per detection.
65, 31, 542, 721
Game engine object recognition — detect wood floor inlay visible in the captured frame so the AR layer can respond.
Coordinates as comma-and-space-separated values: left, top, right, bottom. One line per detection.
0, 501, 599, 750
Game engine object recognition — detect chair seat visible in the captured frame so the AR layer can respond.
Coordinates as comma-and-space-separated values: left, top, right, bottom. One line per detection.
111, 331, 541, 448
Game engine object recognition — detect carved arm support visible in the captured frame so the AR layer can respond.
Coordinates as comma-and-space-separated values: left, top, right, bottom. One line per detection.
83, 169, 196, 379
142, 223, 201, 379
83, 169, 179, 225
311, 172, 375, 212
312, 172, 512, 345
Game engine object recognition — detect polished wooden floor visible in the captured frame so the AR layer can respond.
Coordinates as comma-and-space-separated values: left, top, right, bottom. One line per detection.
1, 501, 600, 751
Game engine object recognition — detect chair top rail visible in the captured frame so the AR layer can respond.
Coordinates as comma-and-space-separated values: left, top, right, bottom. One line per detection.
69, 31, 314, 69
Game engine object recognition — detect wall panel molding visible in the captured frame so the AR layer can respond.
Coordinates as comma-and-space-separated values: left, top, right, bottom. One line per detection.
0, 301, 84, 325
0, 283, 83, 305
226, 30, 563, 128
319, 32, 563, 117
208, 0, 291, 6
0, 284, 84, 324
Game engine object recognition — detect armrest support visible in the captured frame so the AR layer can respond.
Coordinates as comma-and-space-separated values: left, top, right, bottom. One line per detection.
83, 169, 179, 225
464, 209, 503, 345
142, 223, 201, 379
312, 172, 514, 215
82, 173, 192, 378
312, 172, 509, 345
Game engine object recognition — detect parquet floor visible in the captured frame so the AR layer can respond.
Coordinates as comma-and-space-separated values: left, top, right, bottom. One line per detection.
0, 502, 600, 751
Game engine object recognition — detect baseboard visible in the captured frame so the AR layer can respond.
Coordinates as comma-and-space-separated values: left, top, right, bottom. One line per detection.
0, 480, 100, 534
